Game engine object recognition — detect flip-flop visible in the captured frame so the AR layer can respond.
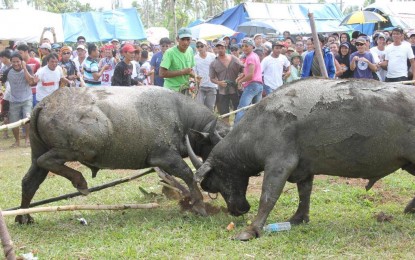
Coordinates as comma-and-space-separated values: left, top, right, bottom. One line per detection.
10, 142, 19, 148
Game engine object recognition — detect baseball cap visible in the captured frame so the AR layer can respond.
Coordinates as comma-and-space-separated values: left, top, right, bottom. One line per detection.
111, 38, 119, 43
76, 45, 86, 51
196, 39, 207, 45
355, 37, 366, 44
215, 40, 226, 47
39, 42, 51, 50
177, 27, 192, 39
121, 44, 136, 53
242, 38, 255, 47
253, 34, 263, 40
287, 47, 295, 52
377, 33, 386, 39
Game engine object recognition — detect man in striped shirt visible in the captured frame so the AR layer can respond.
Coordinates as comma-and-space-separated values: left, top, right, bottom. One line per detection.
83, 44, 109, 87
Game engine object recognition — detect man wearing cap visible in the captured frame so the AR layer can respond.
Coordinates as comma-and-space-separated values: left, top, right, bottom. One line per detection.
261, 41, 290, 96
39, 42, 52, 67
111, 44, 138, 86
380, 27, 415, 82
83, 44, 110, 87
194, 39, 217, 111
370, 33, 387, 81
209, 40, 243, 124
301, 34, 336, 79
159, 27, 195, 92
234, 38, 263, 124
72, 36, 86, 59
17, 44, 41, 106
253, 34, 264, 49
350, 37, 377, 79
59, 46, 77, 87
150, 37, 171, 86
73, 44, 87, 87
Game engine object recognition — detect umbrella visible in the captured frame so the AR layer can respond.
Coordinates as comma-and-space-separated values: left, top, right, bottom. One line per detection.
189, 23, 236, 40
237, 20, 277, 37
340, 10, 387, 26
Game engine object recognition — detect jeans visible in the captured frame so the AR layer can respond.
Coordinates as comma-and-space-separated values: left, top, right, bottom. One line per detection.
234, 82, 263, 125
196, 86, 217, 111
263, 84, 275, 96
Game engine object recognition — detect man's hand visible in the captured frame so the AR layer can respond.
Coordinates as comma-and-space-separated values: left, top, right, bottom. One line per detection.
217, 80, 227, 88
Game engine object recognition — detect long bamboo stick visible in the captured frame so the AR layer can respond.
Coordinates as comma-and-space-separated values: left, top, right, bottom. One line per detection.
218, 103, 256, 119
0, 117, 30, 131
0, 208, 15, 260
2, 203, 159, 217
5, 168, 155, 211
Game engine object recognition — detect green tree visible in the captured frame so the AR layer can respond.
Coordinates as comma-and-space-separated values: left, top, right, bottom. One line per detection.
28, 0, 95, 13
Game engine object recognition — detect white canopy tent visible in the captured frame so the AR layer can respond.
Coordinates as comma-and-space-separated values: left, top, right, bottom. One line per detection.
0, 9, 64, 43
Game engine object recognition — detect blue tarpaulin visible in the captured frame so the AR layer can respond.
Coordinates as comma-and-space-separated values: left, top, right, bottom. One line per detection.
205, 3, 352, 35
62, 8, 146, 42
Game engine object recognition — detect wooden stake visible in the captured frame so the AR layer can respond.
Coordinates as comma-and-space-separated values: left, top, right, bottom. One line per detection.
308, 12, 329, 79
0, 208, 16, 260
2, 203, 159, 217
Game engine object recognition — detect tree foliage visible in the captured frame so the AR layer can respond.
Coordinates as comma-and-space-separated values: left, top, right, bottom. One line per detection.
27, 0, 94, 13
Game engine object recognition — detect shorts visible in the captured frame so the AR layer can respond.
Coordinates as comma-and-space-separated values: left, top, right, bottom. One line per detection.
9, 99, 32, 123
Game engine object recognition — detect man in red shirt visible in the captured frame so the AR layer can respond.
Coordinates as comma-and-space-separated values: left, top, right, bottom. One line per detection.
17, 44, 41, 106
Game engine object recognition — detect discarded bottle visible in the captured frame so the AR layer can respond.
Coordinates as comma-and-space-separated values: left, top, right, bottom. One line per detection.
263, 222, 291, 232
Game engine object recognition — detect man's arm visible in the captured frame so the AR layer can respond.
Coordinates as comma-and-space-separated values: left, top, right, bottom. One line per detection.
236, 63, 254, 84
159, 67, 194, 78
92, 64, 109, 81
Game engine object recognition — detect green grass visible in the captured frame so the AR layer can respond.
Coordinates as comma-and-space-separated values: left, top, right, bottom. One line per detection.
1, 132, 415, 259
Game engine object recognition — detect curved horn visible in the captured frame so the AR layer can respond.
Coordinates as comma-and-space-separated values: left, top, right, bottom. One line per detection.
195, 162, 212, 182
185, 134, 203, 169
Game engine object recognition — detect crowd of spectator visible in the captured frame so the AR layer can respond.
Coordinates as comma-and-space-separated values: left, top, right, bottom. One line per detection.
1, 26, 415, 146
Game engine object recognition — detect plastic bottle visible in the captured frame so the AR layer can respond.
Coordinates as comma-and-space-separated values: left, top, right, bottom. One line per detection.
263, 222, 291, 232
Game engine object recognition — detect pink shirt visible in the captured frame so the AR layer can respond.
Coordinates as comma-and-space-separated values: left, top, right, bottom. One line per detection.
242, 52, 263, 88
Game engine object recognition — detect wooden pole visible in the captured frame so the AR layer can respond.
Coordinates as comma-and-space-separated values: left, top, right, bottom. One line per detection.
5, 168, 155, 211
2, 203, 159, 217
399, 80, 415, 85
308, 12, 329, 79
0, 208, 15, 260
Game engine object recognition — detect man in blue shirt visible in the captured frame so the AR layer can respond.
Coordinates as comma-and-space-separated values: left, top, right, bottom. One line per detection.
150, 37, 171, 86
301, 34, 336, 79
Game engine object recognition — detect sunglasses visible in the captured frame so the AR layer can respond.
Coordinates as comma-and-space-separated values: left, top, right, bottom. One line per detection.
355, 43, 365, 46
62, 52, 71, 55
196, 45, 204, 48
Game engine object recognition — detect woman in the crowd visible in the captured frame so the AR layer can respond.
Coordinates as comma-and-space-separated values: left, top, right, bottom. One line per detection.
335, 42, 353, 79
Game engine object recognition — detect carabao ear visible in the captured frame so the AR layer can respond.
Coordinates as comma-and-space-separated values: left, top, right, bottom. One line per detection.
188, 129, 210, 144
194, 162, 212, 182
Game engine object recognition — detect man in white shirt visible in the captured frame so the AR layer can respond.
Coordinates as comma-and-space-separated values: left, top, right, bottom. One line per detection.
34, 53, 72, 103
381, 27, 415, 82
370, 33, 387, 81
194, 39, 217, 111
261, 41, 291, 96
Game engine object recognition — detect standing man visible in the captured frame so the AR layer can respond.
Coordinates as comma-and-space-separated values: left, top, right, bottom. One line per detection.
381, 27, 415, 82
194, 39, 217, 111
111, 44, 138, 86
39, 42, 52, 67
261, 41, 291, 96
150, 37, 170, 87
159, 27, 195, 92
301, 34, 336, 79
234, 38, 263, 125
370, 33, 387, 81
34, 53, 72, 104
83, 44, 109, 87
0, 53, 33, 147
350, 37, 377, 79
73, 45, 87, 87
17, 44, 41, 106
210, 40, 243, 124
99, 45, 117, 87
59, 46, 78, 87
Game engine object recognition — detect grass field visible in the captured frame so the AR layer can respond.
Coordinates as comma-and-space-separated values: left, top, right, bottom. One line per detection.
1, 130, 415, 259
